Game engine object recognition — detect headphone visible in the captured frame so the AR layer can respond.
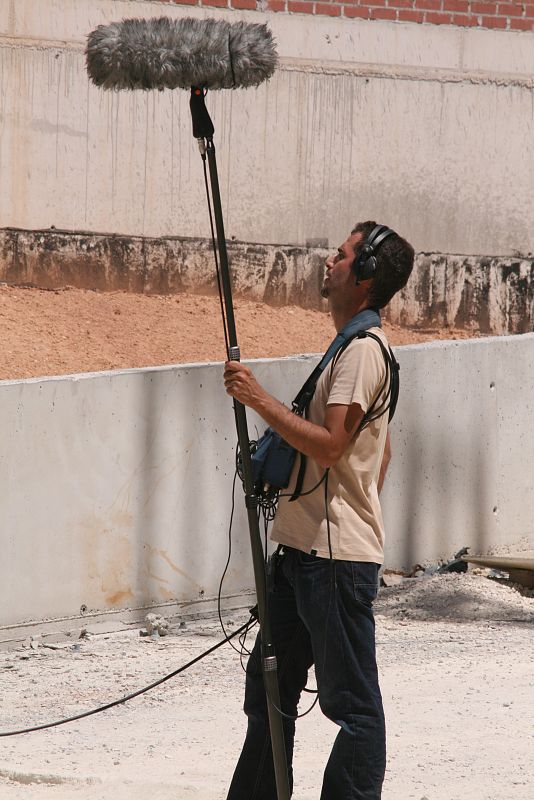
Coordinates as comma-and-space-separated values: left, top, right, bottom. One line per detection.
352, 224, 396, 285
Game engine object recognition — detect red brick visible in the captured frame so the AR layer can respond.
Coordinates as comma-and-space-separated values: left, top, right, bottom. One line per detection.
315, 2, 343, 13
443, 0, 469, 10
171, 0, 198, 5
424, 10, 454, 21
415, 0, 442, 10
369, 6, 398, 17
397, 8, 425, 19
470, 1, 496, 11
231, 0, 257, 8
481, 13, 508, 23
202, 0, 228, 6
267, 0, 287, 9
525, 3, 534, 15
288, 0, 315, 10
497, 2, 523, 14
451, 12, 480, 22
387, 0, 414, 8
509, 16, 534, 26
343, 5, 371, 15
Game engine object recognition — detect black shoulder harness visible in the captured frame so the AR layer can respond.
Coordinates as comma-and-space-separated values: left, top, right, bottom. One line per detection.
289, 331, 399, 502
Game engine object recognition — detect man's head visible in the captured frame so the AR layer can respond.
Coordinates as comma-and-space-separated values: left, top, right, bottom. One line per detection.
350, 221, 415, 309
322, 222, 414, 312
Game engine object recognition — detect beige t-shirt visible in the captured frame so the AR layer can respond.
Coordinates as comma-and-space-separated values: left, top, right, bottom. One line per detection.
271, 327, 390, 564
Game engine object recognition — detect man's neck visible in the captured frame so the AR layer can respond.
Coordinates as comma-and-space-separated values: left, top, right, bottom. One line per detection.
330, 298, 372, 333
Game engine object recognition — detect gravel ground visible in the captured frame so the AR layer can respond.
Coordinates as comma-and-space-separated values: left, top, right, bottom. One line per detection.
0, 572, 532, 800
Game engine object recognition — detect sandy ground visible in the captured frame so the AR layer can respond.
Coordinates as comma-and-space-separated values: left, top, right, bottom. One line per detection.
0, 571, 532, 800
0, 284, 481, 381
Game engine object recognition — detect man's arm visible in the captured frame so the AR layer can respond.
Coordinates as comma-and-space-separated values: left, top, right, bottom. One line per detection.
223, 361, 364, 469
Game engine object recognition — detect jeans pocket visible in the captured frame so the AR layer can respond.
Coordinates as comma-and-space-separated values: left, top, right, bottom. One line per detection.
350, 562, 379, 607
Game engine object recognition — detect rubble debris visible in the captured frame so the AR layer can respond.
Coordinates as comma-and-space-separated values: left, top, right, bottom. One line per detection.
381, 570, 407, 588
375, 571, 534, 623
488, 568, 509, 580
380, 553, 473, 588
381, 549, 534, 594
463, 555, 534, 589
144, 613, 169, 637
436, 547, 470, 574
381, 563, 435, 587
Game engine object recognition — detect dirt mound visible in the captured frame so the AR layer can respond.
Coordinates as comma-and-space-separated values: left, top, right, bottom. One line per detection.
375, 572, 534, 624
0, 284, 482, 381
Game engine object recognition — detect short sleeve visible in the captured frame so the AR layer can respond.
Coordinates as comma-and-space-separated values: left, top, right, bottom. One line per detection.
326, 336, 386, 413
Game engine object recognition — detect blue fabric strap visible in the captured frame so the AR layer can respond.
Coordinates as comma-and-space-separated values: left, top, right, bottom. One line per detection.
316, 308, 381, 372
291, 308, 381, 414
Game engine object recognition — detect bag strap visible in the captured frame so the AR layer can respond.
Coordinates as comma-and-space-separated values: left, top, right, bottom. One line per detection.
289, 328, 399, 503
332, 331, 400, 427
289, 313, 380, 504
291, 308, 381, 415
362, 332, 400, 424
291, 452, 308, 501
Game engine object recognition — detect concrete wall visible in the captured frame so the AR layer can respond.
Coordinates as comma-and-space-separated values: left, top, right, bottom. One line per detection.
1, 0, 534, 257
2, 227, 533, 333
1, 334, 533, 634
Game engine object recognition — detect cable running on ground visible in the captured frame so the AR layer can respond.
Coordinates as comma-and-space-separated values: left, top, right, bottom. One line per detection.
0, 617, 254, 738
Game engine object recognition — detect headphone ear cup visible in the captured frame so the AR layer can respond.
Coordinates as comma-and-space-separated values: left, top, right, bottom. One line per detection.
359, 254, 377, 281
352, 256, 362, 285
353, 223, 394, 284
353, 244, 377, 284
354, 253, 377, 284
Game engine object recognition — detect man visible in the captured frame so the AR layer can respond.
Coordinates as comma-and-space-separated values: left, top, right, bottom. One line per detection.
223, 221, 415, 800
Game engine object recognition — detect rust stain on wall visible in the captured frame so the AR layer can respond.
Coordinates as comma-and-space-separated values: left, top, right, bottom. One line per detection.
105, 588, 134, 605
79, 512, 135, 610
146, 546, 201, 589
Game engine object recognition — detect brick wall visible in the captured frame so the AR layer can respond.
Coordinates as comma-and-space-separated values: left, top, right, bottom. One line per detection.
159, 0, 534, 30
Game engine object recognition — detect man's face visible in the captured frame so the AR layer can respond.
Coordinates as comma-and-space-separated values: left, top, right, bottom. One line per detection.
321, 232, 363, 299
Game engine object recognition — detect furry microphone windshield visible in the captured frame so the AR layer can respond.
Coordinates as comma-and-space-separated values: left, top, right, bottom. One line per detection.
86, 16, 278, 91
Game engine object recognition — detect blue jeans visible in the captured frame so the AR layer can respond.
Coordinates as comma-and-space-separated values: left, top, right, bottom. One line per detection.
227, 547, 385, 800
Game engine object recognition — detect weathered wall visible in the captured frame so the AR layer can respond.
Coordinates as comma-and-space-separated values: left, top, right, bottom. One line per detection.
2, 227, 533, 333
1, 0, 534, 258
1, 334, 533, 637
0, 227, 327, 307
388, 254, 534, 333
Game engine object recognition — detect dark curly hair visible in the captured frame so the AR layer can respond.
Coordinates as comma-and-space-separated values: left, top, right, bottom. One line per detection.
351, 221, 415, 309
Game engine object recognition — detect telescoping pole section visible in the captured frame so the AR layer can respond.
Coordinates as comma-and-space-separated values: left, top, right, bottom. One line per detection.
189, 88, 290, 800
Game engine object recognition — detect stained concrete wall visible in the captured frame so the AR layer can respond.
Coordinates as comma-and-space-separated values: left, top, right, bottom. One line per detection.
1, 334, 533, 632
1, 227, 533, 333
388, 254, 534, 334
1, 0, 534, 257
0, 227, 328, 308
